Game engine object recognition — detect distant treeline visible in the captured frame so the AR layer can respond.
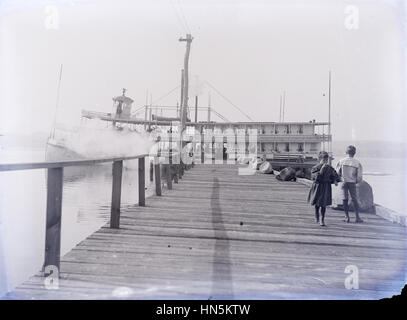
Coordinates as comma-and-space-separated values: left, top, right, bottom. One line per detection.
332, 140, 406, 159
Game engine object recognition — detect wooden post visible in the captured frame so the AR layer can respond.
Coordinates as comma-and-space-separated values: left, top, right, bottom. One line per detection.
166, 164, 172, 190
110, 160, 123, 229
235, 130, 238, 162
172, 152, 179, 183
168, 130, 173, 189
178, 151, 183, 179
154, 157, 161, 196
211, 133, 216, 164
149, 160, 154, 182
177, 162, 182, 180
174, 164, 179, 183
201, 125, 205, 164
138, 157, 145, 206
148, 107, 152, 131
44, 167, 64, 274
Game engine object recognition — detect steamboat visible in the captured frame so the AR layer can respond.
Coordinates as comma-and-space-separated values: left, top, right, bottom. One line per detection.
47, 34, 332, 178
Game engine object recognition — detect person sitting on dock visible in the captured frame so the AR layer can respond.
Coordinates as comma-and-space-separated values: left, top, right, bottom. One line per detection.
336, 145, 364, 223
308, 151, 340, 226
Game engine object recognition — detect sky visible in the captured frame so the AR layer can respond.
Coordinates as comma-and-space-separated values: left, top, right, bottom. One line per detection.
0, 0, 406, 142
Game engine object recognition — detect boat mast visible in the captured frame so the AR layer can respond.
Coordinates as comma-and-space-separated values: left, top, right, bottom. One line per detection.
51, 64, 63, 139
279, 94, 282, 122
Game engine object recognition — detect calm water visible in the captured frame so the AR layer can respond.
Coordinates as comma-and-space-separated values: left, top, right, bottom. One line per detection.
0, 147, 154, 297
332, 157, 407, 215
0, 147, 406, 297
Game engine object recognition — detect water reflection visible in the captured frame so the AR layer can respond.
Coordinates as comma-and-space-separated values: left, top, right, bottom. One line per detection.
0, 150, 153, 297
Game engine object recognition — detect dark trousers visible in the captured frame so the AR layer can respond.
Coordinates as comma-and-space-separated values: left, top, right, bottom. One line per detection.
341, 182, 360, 213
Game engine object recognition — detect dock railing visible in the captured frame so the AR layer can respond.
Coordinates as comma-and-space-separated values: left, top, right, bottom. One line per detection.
0, 152, 184, 277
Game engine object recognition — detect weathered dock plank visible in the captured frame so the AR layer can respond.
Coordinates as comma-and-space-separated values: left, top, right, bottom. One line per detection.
6, 164, 407, 299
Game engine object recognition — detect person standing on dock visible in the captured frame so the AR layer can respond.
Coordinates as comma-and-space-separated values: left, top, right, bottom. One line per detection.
336, 145, 364, 223
308, 151, 340, 226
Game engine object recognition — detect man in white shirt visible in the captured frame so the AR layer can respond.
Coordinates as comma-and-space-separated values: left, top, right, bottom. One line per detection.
336, 145, 364, 223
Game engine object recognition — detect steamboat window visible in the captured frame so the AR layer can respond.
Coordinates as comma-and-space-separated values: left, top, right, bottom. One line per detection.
310, 143, 318, 151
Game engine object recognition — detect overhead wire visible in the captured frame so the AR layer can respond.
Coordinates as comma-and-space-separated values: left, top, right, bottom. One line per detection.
169, 0, 189, 34
204, 80, 254, 121
211, 109, 230, 122
152, 85, 181, 105
177, 0, 191, 34
131, 85, 181, 116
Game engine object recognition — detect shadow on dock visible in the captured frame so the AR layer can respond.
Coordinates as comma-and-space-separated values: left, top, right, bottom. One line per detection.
210, 177, 234, 299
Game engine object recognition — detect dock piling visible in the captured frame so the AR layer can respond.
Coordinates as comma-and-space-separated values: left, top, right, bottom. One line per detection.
44, 167, 64, 274
138, 157, 145, 206
166, 164, 172, 190
201, 126, 205, 164
149, 160, 154, 182
154, 157, 161, 196
110, 160, 123, 229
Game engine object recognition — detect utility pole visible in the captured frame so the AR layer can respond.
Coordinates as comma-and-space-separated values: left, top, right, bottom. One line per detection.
179, 34, 193, 131
180, 69, 184, 119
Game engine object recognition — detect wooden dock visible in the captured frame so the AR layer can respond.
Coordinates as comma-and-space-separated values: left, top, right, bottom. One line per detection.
6, 164, 407, 299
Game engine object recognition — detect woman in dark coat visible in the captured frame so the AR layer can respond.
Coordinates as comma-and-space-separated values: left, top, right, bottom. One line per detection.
308, 151, 340, 226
